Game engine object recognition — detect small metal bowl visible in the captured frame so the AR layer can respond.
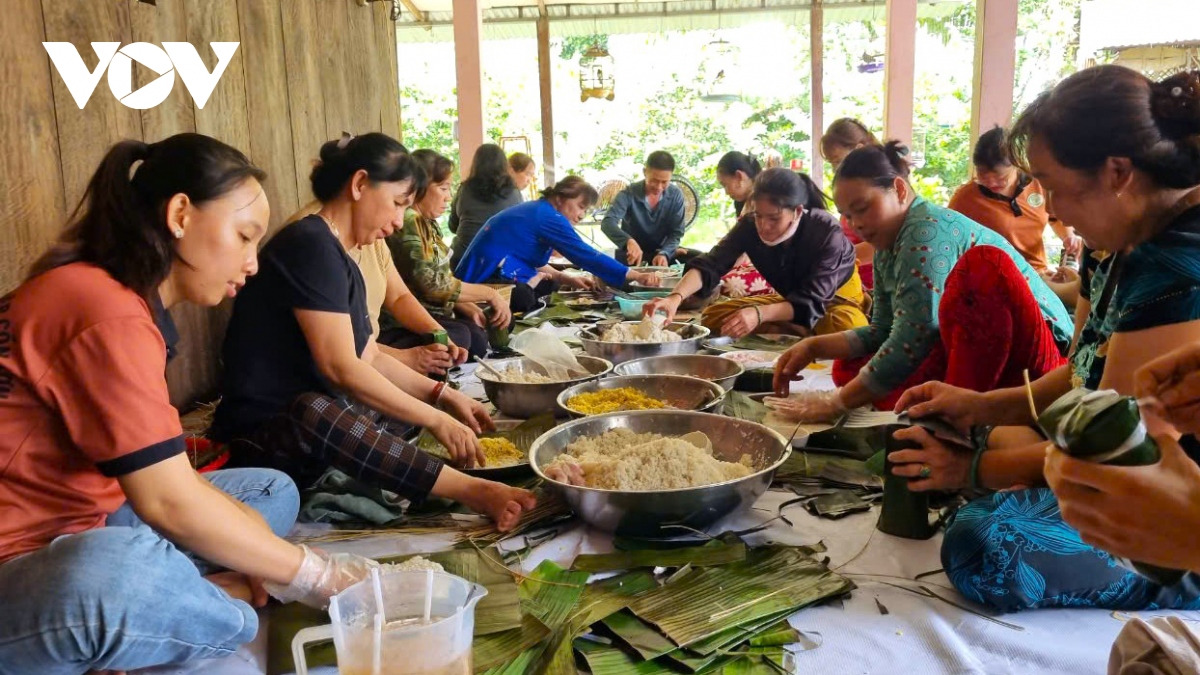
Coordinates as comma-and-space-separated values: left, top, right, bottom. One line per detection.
477, 355, 613, 418
613, 354, 744, 392
556, 374, 725, 418
578, 322, 710, 365
530, 410, 791, 536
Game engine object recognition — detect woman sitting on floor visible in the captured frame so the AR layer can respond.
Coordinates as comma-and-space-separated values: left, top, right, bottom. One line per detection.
713, 151, 775, 299
381, 149, 511, 359
887, 66, 1200, 612
0, 134, 378, 674
821, 117, 880, 290
449, 144, 525, 270
284, 189, 470, 378
454, 176, 660, 314
773, 141, 1073, 414
210, 132, 535, 531
643, 168, 868, 339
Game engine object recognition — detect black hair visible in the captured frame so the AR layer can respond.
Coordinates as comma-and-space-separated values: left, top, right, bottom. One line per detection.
310, 132, 422, 202
462, 144, 517, 203
411, 149, 454, 202
1008, 66, 1200, 189
508, 152, 535, 173
751, 168, 830, 212
540, 175, 600, 207
973, 126, 1010, 170
27, 133, 265, 301
834, 141, 912, 188
645, 150, 676, 172
716, 151, 763, 179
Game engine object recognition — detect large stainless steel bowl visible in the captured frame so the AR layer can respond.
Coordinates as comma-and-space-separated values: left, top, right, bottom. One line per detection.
556, 374, 725, 418
477, 355, 613, 418
614, 354, 744, 392
530, 411, 791, 536
578, 322, 710, 365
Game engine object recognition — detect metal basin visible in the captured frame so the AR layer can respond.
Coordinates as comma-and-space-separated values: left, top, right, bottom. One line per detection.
530, 410, 791, 536
477, 355, 613, 418
556, 374, 725, 418
578, 322, 710, 365
614, 354, 744, 392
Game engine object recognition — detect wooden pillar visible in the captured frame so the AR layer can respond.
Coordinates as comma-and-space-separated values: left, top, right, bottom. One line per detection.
452, 0, 484, 175
536, 14, 556, 186
970, 0, 1019, 145
883, 0, 917, 145
809, 0, 824, 188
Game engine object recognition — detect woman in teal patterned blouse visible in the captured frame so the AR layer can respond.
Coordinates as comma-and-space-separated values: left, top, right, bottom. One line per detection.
890, 65, 1200, 612
773, 141, 1073, 417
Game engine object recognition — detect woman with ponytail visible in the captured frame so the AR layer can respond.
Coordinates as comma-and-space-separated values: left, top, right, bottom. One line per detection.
887, 66, 1200, 613
0, 134, 382, 673
774, 140, 1073, 415
644, 168, 869, 339
212, 133, 535, 536
821, 118, 880, 289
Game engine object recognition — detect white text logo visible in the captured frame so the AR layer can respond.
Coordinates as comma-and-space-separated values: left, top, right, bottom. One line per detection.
42, 42, 239, 110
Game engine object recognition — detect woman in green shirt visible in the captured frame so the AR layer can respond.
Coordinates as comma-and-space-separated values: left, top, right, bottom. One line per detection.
382, 150, 511, 358
773, 142, 1073, 415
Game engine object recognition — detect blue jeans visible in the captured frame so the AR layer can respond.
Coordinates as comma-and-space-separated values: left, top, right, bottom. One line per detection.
0, 468, 299, 675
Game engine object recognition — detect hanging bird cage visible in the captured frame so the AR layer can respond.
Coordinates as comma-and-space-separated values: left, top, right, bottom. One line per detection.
700, 40, 742, 103
579, 45, 615, 102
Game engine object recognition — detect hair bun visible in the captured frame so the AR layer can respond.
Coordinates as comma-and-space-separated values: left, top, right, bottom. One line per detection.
1152, 71, 1200, 138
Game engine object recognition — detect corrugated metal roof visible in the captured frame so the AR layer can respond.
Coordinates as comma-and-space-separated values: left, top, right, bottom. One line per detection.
395, 0, 964, 43
1079, 0, 1200, 55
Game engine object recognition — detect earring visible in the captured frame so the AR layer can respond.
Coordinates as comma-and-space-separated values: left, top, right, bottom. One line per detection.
173, 228, 184, 239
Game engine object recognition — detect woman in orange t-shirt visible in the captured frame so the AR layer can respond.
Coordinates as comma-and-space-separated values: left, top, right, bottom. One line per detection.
948, 126, 1083, 274
0, 135, 380, 674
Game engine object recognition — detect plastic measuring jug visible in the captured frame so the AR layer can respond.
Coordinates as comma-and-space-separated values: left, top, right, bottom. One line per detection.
291, 570, 487, 675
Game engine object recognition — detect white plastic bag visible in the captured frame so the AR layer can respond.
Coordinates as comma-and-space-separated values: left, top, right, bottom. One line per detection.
510, 325, 586, 380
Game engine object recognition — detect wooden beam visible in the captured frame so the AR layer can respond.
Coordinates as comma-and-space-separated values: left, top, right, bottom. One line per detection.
970, 0, 1018, 148
810, 0, 824, 188
398, 0, 426, 23
883, 0, 917, 145
537, 13, 555, 186
536, 0, 547, 16
453, 0, 485, 175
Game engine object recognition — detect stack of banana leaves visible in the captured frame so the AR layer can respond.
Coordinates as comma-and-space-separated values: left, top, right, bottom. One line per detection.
269, 535, 852, 674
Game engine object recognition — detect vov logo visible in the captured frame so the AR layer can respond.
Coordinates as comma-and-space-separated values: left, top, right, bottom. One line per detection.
43, 42, 239, 110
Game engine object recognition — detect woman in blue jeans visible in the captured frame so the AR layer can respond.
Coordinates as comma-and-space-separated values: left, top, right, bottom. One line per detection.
0, 134, 378, 674
892, 65, 1200, 612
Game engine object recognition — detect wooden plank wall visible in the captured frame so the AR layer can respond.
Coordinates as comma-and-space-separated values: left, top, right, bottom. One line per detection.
0, 0, 402, 409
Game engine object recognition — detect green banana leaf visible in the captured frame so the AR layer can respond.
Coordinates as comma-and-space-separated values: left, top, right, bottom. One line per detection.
572, 537, 746, 573
474, 559, 589, 672
723, 391, 769, 423
601, 609, 680, 660
627, 546, 853, 649
574, 639, 681, 675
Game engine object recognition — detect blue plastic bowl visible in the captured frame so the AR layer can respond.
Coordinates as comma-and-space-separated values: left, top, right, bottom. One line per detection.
616, 294, 649, 319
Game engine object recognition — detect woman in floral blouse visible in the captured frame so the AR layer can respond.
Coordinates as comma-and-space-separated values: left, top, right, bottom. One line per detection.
383, 150, 511, 358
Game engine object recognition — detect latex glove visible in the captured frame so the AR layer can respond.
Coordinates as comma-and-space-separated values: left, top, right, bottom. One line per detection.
763, 389, 847, 423
265, 545, 378, 609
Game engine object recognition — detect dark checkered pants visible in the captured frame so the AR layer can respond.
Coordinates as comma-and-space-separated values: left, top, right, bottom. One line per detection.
228, 393, 443, 500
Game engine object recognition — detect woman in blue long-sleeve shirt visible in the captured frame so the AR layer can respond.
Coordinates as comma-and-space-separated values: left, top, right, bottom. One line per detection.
454, 176, 660, 313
